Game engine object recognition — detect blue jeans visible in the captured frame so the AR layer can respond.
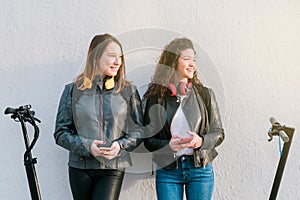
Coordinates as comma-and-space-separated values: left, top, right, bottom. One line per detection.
156, 155, 214, 200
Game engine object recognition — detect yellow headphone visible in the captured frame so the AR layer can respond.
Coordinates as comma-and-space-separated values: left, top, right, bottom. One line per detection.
104, 76, 115, 90
83, 76, 115, 90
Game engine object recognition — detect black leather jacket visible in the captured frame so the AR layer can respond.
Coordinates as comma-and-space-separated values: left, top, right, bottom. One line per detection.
143, 85, 224, 169
54, 78, 143, 169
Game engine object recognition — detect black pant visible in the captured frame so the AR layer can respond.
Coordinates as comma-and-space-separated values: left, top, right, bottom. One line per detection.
69, 167, 125, 200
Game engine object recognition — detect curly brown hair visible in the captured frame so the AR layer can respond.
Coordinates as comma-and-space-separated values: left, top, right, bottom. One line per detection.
143, 38, 203, 99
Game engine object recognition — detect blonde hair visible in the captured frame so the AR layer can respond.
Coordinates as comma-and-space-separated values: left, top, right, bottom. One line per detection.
74, 34, 129, 93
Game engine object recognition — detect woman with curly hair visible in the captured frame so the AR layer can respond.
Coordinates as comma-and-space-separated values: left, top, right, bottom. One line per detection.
143, 38, 224, 200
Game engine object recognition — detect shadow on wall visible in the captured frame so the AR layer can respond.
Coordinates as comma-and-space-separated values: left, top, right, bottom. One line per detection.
121, 143, 155, 192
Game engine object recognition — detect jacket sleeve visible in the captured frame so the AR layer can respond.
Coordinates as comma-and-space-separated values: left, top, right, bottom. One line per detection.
53, 84, 93, 157
143, 96, 174, 155
116, 86, 143, 152
200, 89, 225, 150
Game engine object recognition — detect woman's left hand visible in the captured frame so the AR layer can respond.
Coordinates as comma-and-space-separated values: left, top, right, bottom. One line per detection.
99, 141, 121, 160
186, 131, 203, 149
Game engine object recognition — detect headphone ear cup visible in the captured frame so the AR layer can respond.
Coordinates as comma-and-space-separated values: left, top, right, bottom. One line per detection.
179, 82, 192, 95
166, 83, 177, 96
104, 76, 115, 90
167, 82, 192, 96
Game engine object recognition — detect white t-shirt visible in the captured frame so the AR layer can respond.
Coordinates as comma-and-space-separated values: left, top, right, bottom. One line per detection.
170, 94, 195, 157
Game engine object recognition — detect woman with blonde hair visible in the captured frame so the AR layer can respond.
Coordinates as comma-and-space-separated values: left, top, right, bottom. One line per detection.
54, 34, 143, 200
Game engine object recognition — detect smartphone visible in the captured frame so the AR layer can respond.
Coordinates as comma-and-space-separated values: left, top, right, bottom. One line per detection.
179, 137, 193, 143
99, 147, 113, 151
97, 142, 112, 151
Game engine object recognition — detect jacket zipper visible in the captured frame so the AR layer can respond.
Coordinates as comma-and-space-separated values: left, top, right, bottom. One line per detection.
99, 90, 104, 141
99, 88, 104, 168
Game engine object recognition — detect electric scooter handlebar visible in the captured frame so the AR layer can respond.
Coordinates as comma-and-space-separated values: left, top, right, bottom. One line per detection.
4, 105, 41, 158
269, 117, 289, 143
270, 117, 279, 126
4, 104, 42, 200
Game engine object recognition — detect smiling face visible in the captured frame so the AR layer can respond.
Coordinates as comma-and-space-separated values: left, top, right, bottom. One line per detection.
96, 41, 122, 77
176, 48, 196, 82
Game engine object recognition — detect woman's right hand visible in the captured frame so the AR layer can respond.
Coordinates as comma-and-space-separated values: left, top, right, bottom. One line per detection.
90, 140, 106, 157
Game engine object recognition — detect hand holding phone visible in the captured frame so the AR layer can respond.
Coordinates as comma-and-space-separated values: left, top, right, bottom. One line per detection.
177, 137, 193, 144
98, 146, 113, 151
97, 142, 112, 151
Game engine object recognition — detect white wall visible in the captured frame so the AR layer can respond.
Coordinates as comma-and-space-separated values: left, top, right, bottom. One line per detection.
1, 0, 299, 199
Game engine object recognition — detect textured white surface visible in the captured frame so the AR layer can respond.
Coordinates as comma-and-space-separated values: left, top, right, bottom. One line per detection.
1, 0, 300, 199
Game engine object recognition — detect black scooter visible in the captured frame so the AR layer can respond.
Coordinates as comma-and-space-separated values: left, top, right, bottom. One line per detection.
268, 117, 295, 200
4, 105, 42, 200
